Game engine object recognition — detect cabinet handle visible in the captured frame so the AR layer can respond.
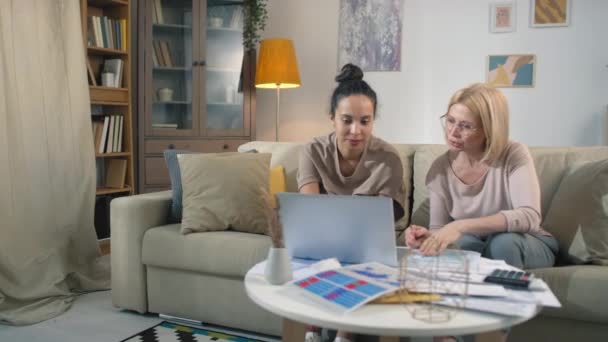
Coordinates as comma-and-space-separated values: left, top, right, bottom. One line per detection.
193, 61, 199, 66
168, 144, 175, 149
200, 60, 207, 66
223, 144, 229, 150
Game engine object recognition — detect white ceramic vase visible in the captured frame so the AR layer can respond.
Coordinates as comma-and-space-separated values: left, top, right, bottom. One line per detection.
264, 247, 293, 285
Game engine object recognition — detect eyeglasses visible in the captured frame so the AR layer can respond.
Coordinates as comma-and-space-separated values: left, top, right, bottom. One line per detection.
440, 114, 479, 137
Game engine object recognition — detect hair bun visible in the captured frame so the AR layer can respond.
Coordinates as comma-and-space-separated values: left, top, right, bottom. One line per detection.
335, 63, 364, 83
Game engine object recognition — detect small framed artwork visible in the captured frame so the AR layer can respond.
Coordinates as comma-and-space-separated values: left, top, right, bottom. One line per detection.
490, 2, 516, 33
530, 0, 571, 27
487, 54, 536, 88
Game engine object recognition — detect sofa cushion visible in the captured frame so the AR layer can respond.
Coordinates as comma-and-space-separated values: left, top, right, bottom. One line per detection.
410, 145, 447, 227
179, 152, 271, 234
269, 165, 287, 208
391, 144, 422, 233
543, 160, 608, 265
533, 265, 608, 323
142, 225, 272, 278
164, 149, 194, 222
238, 142, 302, 193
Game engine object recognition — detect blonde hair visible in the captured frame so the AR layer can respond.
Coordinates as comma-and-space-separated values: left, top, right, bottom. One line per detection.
447, 83, 509, 162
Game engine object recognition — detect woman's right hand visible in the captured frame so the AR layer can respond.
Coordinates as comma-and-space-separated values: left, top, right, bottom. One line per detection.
405, 225, 430, 248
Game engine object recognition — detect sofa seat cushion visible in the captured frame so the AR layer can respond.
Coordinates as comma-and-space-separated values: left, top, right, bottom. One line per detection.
142, 224, 272, 278
533, 265, 608, 323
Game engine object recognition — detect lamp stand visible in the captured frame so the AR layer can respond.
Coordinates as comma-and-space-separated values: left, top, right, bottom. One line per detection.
275, 85, 281, 141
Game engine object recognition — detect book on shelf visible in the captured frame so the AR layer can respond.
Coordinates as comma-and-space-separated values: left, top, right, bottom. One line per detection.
120, 19, 127, 51
152, 0, 158, 24
99, 116, 110, 154
152, 49, 159, 67
154, 0, 164, 24
88, 15, 126, 50
86, 57, 97, 86
112, 116, 120, 152
96, 115, 124, 153
105, 159, 128, 188
93, 120, 104, 153
153, 40, 166, 66
106, 115, 115, 153
106, 16, 114, 50
117, 116, 124, 153
160, 41, 174, 67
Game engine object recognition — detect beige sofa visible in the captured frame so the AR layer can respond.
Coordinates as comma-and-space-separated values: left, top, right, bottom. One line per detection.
111, 141, 608, 341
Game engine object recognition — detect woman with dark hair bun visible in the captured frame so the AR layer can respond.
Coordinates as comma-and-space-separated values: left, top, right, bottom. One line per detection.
297, 64, 406, 342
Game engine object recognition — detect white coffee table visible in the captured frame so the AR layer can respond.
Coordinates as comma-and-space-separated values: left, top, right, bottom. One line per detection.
245, 268, 539, 341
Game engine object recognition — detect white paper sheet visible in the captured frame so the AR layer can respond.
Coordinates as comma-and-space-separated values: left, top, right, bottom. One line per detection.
439, 296, 538, 318
250, 258, 342, 281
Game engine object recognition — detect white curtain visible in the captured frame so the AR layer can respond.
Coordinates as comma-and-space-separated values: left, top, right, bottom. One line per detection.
0, 0, 110, 325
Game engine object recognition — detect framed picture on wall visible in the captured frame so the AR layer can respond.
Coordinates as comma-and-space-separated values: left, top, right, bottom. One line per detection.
530, 0, 571, 27
487, 54, 536, 88
490, 2, 515, 33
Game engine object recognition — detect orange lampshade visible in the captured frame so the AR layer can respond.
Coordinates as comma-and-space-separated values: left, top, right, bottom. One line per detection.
255, 38, 301, 89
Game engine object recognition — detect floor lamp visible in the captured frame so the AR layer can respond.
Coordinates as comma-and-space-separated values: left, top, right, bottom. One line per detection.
255, 38, 301, 141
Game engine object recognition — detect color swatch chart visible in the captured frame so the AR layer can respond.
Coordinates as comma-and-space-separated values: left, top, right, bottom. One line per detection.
293, 266, 394, 311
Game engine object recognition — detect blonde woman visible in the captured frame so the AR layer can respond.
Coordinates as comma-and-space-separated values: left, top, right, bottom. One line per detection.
405, 83, 558, 270
405, 83, 558, 342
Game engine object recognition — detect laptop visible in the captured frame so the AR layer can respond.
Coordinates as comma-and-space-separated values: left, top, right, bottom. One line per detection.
276, 192, 398, 266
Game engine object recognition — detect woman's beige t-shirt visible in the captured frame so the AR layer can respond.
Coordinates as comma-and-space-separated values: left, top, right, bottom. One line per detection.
426, 141, 551, 236
297, 132, 405, 217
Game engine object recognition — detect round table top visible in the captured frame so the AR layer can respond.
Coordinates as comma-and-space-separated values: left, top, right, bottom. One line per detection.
245, 269, 539, 337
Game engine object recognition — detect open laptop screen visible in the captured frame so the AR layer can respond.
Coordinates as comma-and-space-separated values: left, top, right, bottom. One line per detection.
276, 192, 398, 267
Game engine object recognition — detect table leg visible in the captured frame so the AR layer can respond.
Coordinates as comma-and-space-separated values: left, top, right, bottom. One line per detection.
282, 319, 307, 342
281, 320, 404, 342
475, 330, 507, 342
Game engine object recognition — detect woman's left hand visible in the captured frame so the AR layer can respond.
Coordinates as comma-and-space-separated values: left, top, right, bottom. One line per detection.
419, 222, 463, 256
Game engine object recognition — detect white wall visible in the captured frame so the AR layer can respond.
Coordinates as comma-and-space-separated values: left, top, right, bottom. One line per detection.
257, 0, 608, 146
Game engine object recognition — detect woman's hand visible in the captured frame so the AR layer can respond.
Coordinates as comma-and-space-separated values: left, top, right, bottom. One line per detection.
404, 225, 431, 248
419, 222, 463, 256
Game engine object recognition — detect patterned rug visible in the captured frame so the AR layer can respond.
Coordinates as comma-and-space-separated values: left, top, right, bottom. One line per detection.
121, 321, 266, 342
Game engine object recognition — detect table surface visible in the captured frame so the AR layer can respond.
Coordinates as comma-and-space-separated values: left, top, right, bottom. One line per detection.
245, 269, 539, 337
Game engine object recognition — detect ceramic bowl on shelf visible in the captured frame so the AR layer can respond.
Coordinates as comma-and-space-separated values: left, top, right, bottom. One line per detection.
158, 88, 174, 102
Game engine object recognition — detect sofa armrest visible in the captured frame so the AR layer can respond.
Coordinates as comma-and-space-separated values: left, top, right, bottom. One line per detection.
110, 190, 172, 313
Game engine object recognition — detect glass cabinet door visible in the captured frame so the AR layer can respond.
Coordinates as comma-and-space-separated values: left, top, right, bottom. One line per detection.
146, 0, 198, 136
202, 0, 248, 136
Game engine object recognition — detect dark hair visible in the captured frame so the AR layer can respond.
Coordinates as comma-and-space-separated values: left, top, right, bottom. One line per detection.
330, 63, 378, 118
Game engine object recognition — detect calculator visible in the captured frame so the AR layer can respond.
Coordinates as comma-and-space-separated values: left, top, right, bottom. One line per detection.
484, 269, 533, 288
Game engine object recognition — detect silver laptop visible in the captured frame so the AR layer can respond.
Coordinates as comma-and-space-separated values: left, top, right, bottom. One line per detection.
276, 192, 398, 266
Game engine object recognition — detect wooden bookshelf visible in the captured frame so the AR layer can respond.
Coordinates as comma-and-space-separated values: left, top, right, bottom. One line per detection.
81, 0, 134, 240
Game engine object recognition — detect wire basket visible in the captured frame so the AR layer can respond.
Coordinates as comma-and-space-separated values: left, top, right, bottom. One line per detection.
397, 247, 471, 323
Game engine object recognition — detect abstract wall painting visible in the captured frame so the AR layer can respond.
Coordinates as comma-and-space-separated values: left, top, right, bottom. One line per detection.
531, 0, 571, 27
487, 54, 536, 88
338, 0, 403, 72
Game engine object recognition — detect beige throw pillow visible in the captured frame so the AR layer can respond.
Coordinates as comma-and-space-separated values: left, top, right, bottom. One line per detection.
410, 145, 447, 227
543, 159, 608, 265
178, 152, 271, 234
